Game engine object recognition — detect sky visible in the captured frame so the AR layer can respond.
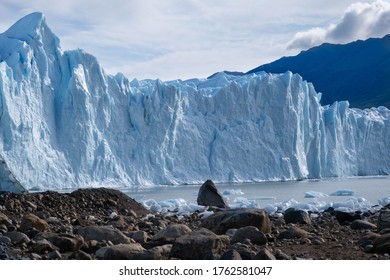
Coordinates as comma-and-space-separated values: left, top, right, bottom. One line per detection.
1, 0, 390, 81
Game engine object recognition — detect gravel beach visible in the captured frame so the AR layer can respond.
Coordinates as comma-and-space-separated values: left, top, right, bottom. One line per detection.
1, 187, 390, 260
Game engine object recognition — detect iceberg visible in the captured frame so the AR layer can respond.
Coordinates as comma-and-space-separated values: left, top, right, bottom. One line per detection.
1, 13, 390, 192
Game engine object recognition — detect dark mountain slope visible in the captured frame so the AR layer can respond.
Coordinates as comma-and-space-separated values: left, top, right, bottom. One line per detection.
248, 35, 390, 108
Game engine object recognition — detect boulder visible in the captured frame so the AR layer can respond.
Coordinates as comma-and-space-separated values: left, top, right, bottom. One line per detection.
0, 213, 13, 228
334, 211, 361, 224
20, 213, 49, 232
378, 208, 390, 231
4, 231, 30, 245
197, 180, 228, 208
277, 226, 309, 240
97, 243, 145, 260
73, 226, 131, 244
170, 228, 229, 260
284, 208, 311, 224
231, 226, 267, 245
201, 208, 271, 235
152, 224, 192, 242
35, 232, 84, 253
350, 219, 377, 230
372, 233, 390, 254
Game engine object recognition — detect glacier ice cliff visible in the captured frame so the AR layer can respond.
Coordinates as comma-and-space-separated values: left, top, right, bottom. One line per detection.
0, 13, 390, 192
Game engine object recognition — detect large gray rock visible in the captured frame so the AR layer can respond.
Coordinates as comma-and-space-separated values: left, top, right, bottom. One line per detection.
197, 180, 228, 208
73, 226, 131, 244
4, 231, 30, 245
201, 208, 271, 235
170, 228, 229, 260
284, 208, 311, 225
35, 232, 84, 253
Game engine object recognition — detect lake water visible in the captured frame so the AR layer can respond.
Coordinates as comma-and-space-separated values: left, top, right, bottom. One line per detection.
120, 176, 390, 214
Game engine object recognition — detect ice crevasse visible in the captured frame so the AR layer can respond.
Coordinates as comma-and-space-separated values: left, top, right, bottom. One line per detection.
0, 12, 389, 192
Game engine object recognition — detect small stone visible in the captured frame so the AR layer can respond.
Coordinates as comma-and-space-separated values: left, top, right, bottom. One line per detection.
311, 236, 325, 245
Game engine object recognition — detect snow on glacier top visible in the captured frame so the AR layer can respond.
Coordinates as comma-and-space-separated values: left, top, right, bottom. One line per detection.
0, 13, 389, 193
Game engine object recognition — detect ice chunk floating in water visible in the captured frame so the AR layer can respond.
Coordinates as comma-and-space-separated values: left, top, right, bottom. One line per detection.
330, 189, 355, 196
1, 13, 390, 192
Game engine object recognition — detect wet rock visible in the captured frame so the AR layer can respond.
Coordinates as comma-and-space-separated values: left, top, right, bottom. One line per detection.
97, 243, 145, 260
20, 213, 49, 232
197, 180, 228, 208
284, 208, 311, 225
350, 219, 377, 230
231, 226, 267, 245
73, 226, 131, 245
170, 228, 229, 260
201, 208, 271, 235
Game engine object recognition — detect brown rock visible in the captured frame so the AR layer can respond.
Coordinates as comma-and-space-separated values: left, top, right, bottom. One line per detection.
170, 228, 229, 260
20, 213, 49, 232
201, 208, 271, 235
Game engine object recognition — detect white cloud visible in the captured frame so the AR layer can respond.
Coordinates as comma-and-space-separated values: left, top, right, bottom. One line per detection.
0, 0, 377, 80
288, 0, 390, 50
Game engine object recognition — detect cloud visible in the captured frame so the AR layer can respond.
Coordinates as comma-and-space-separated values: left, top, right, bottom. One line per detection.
288, 0, 390, 50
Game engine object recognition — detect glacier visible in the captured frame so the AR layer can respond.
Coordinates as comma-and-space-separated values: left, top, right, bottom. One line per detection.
0, 12, 390, 193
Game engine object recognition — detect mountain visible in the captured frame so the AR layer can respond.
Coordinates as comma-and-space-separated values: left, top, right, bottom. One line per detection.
248, 36, 390, 109
1, 13, 390, 192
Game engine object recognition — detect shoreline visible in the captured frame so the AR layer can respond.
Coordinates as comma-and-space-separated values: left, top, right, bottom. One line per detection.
1, 187, 390, 260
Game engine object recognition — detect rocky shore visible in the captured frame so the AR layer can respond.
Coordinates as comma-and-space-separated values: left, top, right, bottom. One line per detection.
1, 187, 390, 260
